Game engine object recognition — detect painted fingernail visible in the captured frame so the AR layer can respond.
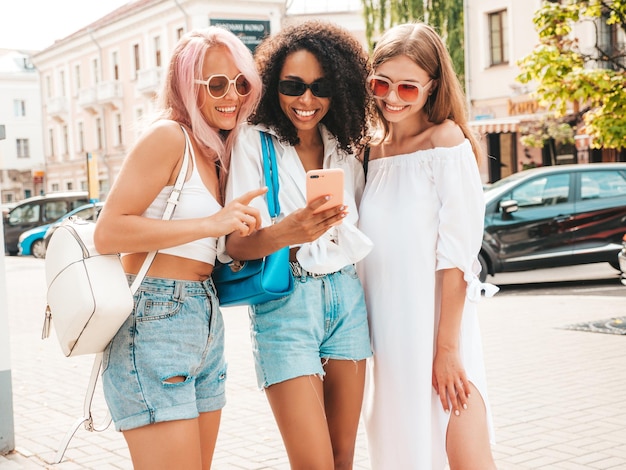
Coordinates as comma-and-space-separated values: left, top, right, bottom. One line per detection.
445, 409, 450, 414
463, 404, 468, 410
454, 410, 460, 416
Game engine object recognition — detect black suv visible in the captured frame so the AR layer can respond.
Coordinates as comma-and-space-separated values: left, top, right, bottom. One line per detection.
480, 163, 626, 282
3, 191, 90, 255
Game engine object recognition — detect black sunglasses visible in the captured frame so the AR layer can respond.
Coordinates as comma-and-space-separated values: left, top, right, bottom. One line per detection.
278, 79, 332, 98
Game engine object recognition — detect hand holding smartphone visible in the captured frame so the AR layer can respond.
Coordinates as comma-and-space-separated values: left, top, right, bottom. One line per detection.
306, 169, 344, 220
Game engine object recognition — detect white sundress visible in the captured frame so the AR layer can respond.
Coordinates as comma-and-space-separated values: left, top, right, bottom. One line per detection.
358, 140, 497, 470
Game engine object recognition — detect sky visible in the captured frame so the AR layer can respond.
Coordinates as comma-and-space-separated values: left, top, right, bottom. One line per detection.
0, 0, 363, 51
0, 0, 130, 51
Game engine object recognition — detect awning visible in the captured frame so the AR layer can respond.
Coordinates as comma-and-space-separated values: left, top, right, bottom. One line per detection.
468, 118, 520, 134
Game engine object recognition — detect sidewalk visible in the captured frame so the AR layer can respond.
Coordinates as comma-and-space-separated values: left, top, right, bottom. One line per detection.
1, 256, 625, 469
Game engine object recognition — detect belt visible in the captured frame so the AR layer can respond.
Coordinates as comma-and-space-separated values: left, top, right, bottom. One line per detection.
289, 261, 329, 279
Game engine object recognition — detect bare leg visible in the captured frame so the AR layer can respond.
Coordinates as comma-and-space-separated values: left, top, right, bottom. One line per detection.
323, 359, 366, 470
265, 375, 334, 470
446, 383, 496, 470
198, 410, 222, 469
123, 418, 204, 470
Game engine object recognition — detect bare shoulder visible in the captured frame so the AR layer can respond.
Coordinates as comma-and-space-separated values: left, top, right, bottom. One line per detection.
133, 119, 186, 163
430, 119, 465, 149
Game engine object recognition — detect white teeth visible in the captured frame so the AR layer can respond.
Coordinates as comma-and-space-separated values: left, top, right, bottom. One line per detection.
217, 106, 236, 113
294, 109, 315, 117
385, 103, 405, 111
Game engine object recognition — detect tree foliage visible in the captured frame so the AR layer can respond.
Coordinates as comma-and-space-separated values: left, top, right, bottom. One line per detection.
361, 0, 465, 80
516, 0, 626, 150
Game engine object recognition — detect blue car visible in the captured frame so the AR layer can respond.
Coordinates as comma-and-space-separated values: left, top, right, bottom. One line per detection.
18, 202, 104, 258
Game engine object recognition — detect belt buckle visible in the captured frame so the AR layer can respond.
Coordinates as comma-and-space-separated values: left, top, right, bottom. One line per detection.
309, 271, 326, 278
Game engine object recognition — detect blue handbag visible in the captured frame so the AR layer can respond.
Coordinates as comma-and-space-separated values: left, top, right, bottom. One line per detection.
213, 131, 295, 307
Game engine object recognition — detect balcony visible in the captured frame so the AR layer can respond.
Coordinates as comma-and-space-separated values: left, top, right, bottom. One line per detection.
97, 81, 124, 108
78, 87, 98, 114
136, 67, 162, 95
46, 96, 68, 123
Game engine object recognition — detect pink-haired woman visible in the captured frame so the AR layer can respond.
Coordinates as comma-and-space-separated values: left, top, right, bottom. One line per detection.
94, 27, 265, 469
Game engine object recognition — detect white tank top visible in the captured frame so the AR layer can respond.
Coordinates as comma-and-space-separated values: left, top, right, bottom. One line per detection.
142, 137, 221, 264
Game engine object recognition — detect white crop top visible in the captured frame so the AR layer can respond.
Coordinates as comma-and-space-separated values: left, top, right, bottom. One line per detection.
143, 135, 222, 264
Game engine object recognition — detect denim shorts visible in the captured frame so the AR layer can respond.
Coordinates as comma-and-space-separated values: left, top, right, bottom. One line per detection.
249, 263, 372, 389
102, 275, 226, 432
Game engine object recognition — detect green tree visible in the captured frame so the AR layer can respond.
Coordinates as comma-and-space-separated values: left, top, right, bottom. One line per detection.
516, 0, 626, 152
361, 0, 465, 80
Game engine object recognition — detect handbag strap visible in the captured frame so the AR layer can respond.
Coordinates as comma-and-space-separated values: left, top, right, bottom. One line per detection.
54, 125, 192, 464
260, 131, 280, 220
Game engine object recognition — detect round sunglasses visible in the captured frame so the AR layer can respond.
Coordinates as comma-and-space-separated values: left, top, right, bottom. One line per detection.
278, 79, 332, 98
194, 73, 251, 99
367, 75, 433, 104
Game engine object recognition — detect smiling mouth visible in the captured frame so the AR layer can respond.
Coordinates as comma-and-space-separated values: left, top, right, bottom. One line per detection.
384, 103, 407, 112
294, 109, 316, 118
216, 106, 237, 113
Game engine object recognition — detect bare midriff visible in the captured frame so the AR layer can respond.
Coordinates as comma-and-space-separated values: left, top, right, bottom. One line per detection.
122, 252, 214, 282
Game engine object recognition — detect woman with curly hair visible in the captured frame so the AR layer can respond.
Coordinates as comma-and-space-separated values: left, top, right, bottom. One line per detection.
223, 20, 373, 469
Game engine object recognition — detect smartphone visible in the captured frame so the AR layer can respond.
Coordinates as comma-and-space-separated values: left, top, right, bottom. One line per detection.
306, 168, 344, 215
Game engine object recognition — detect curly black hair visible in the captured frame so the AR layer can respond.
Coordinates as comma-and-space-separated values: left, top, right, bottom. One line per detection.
250, 20, 371, 154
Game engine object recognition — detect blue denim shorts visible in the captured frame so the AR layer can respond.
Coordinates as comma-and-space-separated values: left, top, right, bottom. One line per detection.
102, 276, 226, 432
249, 263, 372, 389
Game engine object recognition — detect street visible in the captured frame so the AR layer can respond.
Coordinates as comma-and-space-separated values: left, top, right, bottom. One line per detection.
1, 256, 626, 469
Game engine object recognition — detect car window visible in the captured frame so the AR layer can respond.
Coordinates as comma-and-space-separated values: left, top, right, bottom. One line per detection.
73, 206, 99, 221
8, 204, 39, 225
509, 174, 570, 208
581, 171, 626, 200
44, 201, 69, 222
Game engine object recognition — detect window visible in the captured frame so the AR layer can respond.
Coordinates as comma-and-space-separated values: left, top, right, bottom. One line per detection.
48, 129, 55, 158
176, 27, 185, 40
74, 64, 81, 92
51, 183, 59, 192
154, 36, 162, 67
59, 70, 66, 97
14, 99, 26, 117
92, 58, 100, 84
78, 122, 85, 152
133, 43, 141, 76
581, 171, 626, 200
510, 174, 570, 208
66, 182, 74, 191
62, 125, 69, 155
45, 75, 52, 99
96, 117, 103, 149
115, 113, 123, 146
112, 51, 119, 80
16, 139, 30, 158
489, 10, 508, 66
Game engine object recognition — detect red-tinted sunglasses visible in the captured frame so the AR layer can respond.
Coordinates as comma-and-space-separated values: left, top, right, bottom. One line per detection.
367, 75, 433, 104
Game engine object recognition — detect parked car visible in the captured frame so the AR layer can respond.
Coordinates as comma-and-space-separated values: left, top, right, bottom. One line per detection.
3, 191, 90, 255
617, 234, 626, 286
480, 163, 626, 282
17, 202, 104, 259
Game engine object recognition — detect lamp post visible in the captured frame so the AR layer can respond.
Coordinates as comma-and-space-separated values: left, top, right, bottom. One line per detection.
0, 123, 16, 453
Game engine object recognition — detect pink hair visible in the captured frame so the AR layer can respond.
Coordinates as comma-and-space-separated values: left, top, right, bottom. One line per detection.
157, 27, 261, 177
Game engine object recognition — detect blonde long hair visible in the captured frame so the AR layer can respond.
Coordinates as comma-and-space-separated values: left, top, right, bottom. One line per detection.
370, 23, 481, 161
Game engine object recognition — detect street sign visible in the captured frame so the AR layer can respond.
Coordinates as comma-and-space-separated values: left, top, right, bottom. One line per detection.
210, 19, 270, 52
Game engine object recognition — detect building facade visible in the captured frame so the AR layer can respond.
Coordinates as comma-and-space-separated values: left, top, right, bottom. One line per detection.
0, 49, 45, 204
465, 0, 626, 183
31, 0, 285, 200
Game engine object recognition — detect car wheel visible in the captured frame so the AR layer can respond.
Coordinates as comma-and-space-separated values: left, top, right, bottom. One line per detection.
31, 239, 47, 259
478, 253, 488, 283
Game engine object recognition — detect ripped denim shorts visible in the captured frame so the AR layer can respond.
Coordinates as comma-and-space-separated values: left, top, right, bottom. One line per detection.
102, 275, 226, 432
